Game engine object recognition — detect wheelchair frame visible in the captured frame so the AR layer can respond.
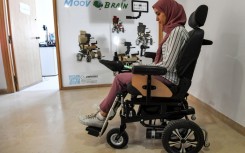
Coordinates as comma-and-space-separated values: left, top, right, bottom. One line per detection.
86, 71, 210, 152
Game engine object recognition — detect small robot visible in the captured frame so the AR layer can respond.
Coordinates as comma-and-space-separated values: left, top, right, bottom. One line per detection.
77, 30, 102, 62
112, 16, 125, 33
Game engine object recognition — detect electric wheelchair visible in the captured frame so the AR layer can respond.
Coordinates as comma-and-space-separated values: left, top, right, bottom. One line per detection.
136, 22, 153, 46
77, 31, 102, 62
85, 5, 213, 153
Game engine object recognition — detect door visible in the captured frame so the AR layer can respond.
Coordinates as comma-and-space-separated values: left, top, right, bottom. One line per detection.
7, 0, 42, 90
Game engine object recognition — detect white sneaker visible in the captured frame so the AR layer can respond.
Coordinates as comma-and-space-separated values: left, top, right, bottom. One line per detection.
79, 105, 100, 120
80, 113, 105, 128
79, 112, 99, 121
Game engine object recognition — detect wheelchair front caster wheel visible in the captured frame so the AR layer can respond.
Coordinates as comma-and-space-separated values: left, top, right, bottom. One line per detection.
162, 119, 204, 153
97, 51, 102, 59
204, 141, 210, 147
106, 128, 128, 149
76, 53, 83, 61
191, 114, 196, 120
87, 55, 92, 62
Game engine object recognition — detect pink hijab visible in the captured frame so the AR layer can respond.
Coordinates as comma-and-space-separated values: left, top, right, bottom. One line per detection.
153, 0, 186, 63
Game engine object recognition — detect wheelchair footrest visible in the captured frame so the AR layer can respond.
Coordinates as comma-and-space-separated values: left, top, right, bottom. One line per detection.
86, 126, 101, 137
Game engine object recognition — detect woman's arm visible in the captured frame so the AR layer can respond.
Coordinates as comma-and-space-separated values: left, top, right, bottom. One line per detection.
154, 26, 189, 71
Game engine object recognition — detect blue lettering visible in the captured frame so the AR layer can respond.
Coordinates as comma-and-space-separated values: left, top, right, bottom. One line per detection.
74, 0, 79, 6
86, 0, 91, 7
64, 0, 73, 6
64, 0, 127, 8
80, 1, 85, 6
64, 0, 91, 7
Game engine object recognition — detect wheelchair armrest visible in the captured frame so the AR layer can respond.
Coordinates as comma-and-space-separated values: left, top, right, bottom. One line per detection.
144, 52, 156, 61
132, 65, 167, 75
99, 59, 124, 72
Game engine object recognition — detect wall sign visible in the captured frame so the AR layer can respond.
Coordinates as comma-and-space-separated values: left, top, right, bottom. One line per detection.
64, 0, 129, 10
20, 2, 30, 15
57, 0, 158, 87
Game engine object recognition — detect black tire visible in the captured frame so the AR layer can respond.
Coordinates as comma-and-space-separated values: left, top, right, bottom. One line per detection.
97, 51, 102, 59
136, 39, 140, 45
106, 128, 128, 149
87, 55, 92, 62
150, 38, 153, 45
162, 119, 204, 153
76, 53, 83, 61
91, 52, 95, 58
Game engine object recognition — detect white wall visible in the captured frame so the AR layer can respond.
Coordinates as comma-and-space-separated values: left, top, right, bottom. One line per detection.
179, 0, 245, 127
0, 43, 7, 89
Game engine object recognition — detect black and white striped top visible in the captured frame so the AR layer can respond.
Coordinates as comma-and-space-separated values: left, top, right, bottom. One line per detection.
152, 26, 189, 85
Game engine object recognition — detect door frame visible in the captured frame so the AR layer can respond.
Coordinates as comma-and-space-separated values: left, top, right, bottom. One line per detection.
0, 0, 15, 93
52, 0, 62, 90
0, 0, 62, 93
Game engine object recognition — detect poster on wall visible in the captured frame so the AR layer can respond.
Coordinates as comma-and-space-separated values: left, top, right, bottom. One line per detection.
57, 0, 158, 87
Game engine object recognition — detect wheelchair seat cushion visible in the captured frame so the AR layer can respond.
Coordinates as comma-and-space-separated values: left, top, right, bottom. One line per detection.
127, 75, 173, 97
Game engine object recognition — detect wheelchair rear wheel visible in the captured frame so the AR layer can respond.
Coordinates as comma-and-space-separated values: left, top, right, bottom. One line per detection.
106, 128, 128, 149
162, 119, 204, 153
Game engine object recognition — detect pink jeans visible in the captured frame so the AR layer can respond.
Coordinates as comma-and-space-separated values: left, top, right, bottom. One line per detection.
99, 73, 172, 113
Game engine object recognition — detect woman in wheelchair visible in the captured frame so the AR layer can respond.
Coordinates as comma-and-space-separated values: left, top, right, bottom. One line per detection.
79, 0, 189, 128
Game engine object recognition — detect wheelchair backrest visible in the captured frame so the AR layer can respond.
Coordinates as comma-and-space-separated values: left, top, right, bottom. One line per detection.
78, 30, 91, 44
138, 22, 146, 34
174, 5, 210, 98
113, 16, 119, 24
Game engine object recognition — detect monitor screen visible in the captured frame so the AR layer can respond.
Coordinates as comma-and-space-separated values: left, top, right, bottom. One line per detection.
132, 1, 148, 13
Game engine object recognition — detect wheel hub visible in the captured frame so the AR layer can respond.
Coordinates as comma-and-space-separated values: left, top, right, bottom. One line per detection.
111, 134, 123, 145
181, 139, 186, 143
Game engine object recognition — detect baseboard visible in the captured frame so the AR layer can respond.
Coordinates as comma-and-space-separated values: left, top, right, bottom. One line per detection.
0, 89, 8, 94
61, 84, 111, 90
189, 95, 245, 136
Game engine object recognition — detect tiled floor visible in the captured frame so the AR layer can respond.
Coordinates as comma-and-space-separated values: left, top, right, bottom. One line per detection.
0, 86, 245, 153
